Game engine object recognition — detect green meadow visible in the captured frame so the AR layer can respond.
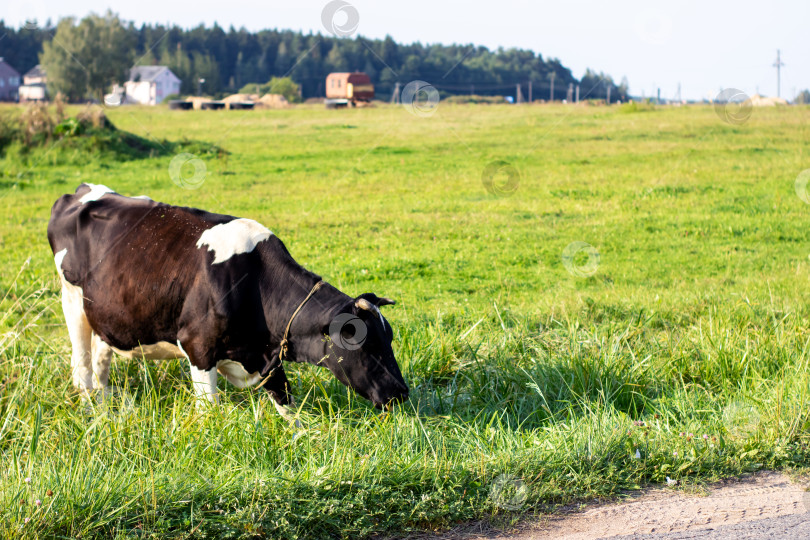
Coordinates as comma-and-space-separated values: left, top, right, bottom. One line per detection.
1, 101, 810, 538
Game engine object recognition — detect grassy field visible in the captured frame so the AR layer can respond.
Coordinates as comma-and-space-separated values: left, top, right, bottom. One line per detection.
1, 101, 810, 538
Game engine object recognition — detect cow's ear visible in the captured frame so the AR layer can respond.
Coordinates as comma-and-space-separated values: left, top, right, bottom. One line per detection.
357, 292, 396, 308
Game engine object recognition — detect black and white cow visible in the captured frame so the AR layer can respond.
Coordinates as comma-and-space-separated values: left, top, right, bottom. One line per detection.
47, 184, 408, 417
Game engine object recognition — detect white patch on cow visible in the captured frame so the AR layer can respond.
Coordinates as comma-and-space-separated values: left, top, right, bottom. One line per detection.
216, 359, 263, 388
196, 218, 273, 264
110, 341, 184, 360
131, 195, 152, 201
78, 183, 114, 204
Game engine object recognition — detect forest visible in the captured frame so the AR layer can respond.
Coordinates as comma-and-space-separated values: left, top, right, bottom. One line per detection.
0, 13, 626, 102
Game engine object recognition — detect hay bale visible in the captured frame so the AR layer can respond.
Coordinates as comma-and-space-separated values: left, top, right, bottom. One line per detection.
185, 96, 215, 110
222, 93, 260, 110
222, 93, 259, 104
256, 94, 290, 109
749, 94, 788, 107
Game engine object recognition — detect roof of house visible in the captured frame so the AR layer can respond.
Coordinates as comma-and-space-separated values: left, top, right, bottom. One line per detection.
128, 66, 178, 83
24, 64, 45, 78
0, 58, 21, 78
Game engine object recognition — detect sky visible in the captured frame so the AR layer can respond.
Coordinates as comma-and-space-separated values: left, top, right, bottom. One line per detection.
4, 0, 809, 101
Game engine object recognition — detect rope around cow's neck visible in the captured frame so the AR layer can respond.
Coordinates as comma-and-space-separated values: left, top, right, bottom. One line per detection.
278, 280, 324, 362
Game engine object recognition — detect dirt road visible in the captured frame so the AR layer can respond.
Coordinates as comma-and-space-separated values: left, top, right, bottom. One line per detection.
431, 472, 810, 540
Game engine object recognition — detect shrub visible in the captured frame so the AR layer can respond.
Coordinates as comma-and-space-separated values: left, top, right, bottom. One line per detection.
619, 100, 656, 113
443, 94, 507, 105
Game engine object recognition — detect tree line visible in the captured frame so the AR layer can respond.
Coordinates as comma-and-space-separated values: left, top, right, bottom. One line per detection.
0, 12, 627, 103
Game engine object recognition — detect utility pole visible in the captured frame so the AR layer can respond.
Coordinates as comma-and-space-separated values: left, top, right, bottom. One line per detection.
606, 85, 611, 105
549, 72, 556, 102
575, 85, 580, 103
773, 49, 784, 98
391, 82, 401, 104
674, 82, 681, 103
567, 83, 573, 102
516, 84, 523, 104
528, 80, 532, 103
197, 78, 205, 96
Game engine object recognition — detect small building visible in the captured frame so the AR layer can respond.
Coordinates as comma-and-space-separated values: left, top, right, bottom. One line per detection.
19, 65, 47, 102
325, 72, 374, 103
0, 58, 21, 101
23, 64, 46, 85
124, 66, 182, 105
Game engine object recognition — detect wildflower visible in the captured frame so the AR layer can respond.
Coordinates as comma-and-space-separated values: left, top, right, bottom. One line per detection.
673, 451, 678, 457
35, 499, 42, 506
654, 413, 660, 419
46, 490, 53, 497
24, 477, 31, 484
634, 449, 641, 459
24, 518, 30, 524
666, 477, 677, 486
702, 434, 709, 440
679, 432, 685, 437
688, 433, 694, 438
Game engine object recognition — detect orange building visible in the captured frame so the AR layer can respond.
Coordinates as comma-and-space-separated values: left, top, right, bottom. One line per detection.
325, 72, 374, 105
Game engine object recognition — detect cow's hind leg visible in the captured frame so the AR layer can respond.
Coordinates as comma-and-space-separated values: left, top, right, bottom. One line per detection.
91, 333, 113, 393
60, 281, 93, 391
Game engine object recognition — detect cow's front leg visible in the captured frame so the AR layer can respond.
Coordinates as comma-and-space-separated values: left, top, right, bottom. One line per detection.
260, 360, 299, 424
177, 339, 218, 409
189, 362, 218, 408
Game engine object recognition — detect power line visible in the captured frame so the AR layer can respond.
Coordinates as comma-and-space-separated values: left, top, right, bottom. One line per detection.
773, 49, 785, 98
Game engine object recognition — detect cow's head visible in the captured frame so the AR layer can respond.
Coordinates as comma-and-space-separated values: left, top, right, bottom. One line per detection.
299, 292, 408, 408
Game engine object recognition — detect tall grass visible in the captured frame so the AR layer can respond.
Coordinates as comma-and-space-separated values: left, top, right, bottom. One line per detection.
2, 292, 809, 538
1, 103, 810, 537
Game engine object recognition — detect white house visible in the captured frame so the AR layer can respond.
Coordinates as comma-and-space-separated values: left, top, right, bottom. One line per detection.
124, 66, 181, 105
19, 64, 47, 102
